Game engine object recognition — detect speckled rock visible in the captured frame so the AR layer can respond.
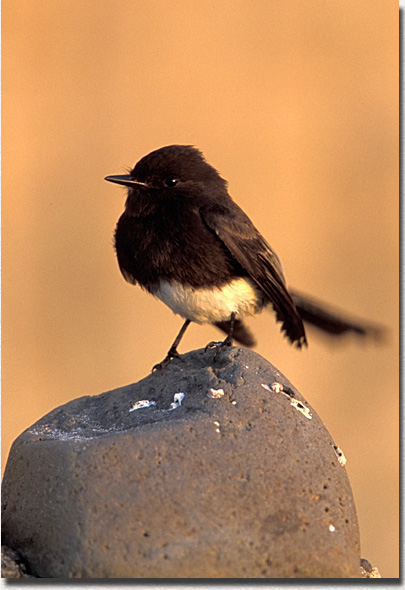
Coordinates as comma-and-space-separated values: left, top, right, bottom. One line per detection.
2, 347, 361, 578
1, 545, 32, 578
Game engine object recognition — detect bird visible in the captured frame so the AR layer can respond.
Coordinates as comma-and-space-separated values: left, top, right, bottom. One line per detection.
105, 145, 381, 370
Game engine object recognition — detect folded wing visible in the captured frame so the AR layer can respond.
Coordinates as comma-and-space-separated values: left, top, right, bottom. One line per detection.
200, 202, 307, 347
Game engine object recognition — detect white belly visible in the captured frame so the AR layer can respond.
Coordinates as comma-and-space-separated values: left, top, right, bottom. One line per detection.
151, 277, 265, 324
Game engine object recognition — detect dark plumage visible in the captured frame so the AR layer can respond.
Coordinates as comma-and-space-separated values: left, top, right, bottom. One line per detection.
105, 145, 381, 369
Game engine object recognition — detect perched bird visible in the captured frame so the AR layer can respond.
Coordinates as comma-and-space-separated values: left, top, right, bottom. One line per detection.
105, 145, 380, 370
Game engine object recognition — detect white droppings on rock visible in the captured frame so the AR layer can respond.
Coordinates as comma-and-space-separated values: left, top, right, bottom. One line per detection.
290, 400, 312, 420
28, 423, 122, 441
208, 388, 224, 399
271, 382, 283, 394
129, 400, 156, 412
262, 382, 312, 419
168, 392, 185, 411
333, 445, 347, 467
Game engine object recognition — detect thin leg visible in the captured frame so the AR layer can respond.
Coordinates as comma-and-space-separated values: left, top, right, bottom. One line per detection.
152, 319, 191, 371
205, 312, 236, 361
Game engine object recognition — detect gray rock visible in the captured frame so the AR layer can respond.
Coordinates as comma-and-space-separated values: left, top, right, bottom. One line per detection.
1, 347, 361, 578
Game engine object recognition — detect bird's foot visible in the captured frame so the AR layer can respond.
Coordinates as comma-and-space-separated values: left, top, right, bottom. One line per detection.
152, 347, 182, 372
205, 335, 233, 361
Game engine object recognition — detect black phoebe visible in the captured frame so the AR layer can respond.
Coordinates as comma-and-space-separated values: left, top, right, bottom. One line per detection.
105, 145, 380, 370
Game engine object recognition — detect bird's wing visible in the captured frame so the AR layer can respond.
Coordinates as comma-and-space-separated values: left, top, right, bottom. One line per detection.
200, 202, 307, 347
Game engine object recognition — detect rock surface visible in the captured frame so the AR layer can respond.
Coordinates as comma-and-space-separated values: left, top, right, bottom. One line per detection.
1, 545, 32, 578
2, 347, 361, 578
360, 558, 382, 579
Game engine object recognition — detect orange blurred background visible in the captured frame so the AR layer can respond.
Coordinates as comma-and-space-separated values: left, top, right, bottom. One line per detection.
2, 0, 398, 578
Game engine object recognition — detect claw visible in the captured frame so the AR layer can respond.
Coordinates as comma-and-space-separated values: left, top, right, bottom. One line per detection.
152, 348, 182, 372
205, 335, 233, 361
204, 340, 223, 352
152, 358, 170, 372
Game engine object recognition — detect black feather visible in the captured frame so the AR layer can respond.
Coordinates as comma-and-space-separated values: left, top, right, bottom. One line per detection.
200, 202, 306, 346
107, 145, 379, 361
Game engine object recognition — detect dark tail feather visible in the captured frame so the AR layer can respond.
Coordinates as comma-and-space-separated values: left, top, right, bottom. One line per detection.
215, 318, 256, 347
290, 289, 386, 340
215, 291, 385, 347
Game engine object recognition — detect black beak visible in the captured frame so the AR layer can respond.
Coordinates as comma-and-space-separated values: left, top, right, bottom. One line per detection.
104, 175, 148, 188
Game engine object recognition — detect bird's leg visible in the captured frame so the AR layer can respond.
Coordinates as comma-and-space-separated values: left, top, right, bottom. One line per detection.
152, 319, 191, 372
205, 312, 236, 361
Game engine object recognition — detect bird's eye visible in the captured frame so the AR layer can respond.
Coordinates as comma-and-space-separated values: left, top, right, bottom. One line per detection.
164, 176, 179, 188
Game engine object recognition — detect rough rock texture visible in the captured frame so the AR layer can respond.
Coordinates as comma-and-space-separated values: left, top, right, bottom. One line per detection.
2, 347, 361, 578
1, 545, 32, 578
360, 558, 382, 579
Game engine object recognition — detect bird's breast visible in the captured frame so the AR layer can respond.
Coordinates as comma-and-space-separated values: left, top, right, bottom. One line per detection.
115, 208, 246, 289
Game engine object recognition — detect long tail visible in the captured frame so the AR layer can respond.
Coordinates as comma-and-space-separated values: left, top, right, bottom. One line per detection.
214, 290, 385, 347
290, 289, 385, 339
